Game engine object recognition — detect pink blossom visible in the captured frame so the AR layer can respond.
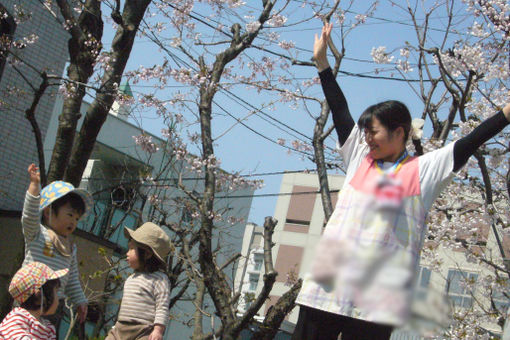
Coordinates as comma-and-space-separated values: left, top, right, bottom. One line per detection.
133, 134, 159, 154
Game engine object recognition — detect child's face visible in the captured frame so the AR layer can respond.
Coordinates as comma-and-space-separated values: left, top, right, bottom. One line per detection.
43, 285, 59, 316
46, 202, 82, 237
126, 240, 141, 270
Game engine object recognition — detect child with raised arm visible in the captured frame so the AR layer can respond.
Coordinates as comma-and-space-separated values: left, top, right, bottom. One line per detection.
22, 164, 93, 328
105, 222, 171, 340
292, 23, 510, 340
0, 262, 68, 339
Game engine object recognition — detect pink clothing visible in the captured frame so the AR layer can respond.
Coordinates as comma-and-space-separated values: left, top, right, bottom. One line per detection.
0, 307, 56, 340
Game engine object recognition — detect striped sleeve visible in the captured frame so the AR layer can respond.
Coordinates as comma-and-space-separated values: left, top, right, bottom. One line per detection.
153, 274, 171, 325
0, 308, 56, 339
0, 314, 32, 339
64, 247, 87, 306
21, 191, 41, 243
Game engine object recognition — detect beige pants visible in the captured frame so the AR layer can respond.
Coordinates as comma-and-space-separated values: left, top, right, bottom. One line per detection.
105, 320, 153, 340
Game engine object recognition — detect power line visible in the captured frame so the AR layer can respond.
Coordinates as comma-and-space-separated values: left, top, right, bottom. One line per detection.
113, 182, 342, 199
83, 168, 343, 182
214, 189, 340, 199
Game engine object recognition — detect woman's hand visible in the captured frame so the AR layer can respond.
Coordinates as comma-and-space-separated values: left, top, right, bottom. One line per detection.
502, 101, 510, 122
313, 22, 333, 72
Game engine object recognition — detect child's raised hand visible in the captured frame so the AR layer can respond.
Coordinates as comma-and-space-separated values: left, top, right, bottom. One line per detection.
313, 22, 333, 71
27, 163, 40, 184
27, 164, 41, 196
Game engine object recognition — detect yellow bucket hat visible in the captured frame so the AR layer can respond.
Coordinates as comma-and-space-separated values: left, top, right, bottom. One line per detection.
40, 181, 93, 219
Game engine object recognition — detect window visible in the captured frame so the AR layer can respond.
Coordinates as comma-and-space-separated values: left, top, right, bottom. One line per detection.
181, 206, 192, 223
253, 253, 263, 271
111, 186, 135, 210
244, 292, 255, 309
446, 270, 478, 308
249, 273, 259, 291
415, 266, 431, 301
285, 218, 309, 226
492, 278, 509, 312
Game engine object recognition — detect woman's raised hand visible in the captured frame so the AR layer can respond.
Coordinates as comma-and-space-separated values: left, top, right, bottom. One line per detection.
313, 22, 333, 71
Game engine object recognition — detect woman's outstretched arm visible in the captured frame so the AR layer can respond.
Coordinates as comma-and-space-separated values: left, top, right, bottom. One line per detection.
453, 102, 510, 172
314, 23, 355, 146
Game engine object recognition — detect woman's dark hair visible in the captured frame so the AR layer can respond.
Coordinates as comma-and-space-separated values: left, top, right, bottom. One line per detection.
358, 100, 412, 141
133, 240, 165, 273
21, 279, 60, 312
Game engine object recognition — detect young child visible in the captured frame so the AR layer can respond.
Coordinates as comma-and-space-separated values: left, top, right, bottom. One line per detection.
22, 163, 94, 325
106, 222, 171, 340
0, 262, 68, 339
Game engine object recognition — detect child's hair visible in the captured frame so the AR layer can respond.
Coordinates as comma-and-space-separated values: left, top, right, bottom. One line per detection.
20, 279, 60, 313
132, 240, 165, 273
358, 100, 412, 141
42, 193, 85, 225
51, 192, 86, 216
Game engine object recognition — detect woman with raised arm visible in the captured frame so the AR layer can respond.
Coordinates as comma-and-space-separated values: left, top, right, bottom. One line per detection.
292, 23, 510, 340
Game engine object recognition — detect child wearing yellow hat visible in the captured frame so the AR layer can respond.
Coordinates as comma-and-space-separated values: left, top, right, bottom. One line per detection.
21, 164, 94, 329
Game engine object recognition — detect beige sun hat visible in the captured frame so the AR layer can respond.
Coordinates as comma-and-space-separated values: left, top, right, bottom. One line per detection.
124, 222, 171, 263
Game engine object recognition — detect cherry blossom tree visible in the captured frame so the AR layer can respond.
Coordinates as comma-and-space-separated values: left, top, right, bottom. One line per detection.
6, 0, 509, 338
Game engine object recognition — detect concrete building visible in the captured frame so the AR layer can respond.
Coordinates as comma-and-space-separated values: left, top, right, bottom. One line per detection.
236, 172, 509, 339
0, 0, 69, 211
235, 171, 344, 337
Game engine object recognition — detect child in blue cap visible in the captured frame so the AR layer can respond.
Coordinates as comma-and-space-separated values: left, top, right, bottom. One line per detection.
21, 163, 94, 330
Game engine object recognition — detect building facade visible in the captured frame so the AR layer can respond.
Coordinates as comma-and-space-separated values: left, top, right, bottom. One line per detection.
0, 0, 69, 211
234, 172, 344, 335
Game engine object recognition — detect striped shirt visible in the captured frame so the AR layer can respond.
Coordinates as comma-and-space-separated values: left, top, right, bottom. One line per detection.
117, 271, 171, 326
21, 192, 87, 306
0, 307, 56, 339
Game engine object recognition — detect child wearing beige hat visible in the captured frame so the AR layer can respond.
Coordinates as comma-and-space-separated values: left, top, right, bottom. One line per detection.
0, 262, 68, 339
106, 222, 172, 340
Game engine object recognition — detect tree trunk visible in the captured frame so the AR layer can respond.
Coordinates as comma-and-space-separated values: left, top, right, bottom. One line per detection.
48, 0, 103, 182
250, 279, 302, 340
64, 0, 153, 186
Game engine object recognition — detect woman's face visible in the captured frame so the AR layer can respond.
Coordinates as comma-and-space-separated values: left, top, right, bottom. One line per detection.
364, 117, 405, 162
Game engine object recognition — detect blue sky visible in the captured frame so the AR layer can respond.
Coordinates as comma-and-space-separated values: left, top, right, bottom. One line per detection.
97, 1, 473, 225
